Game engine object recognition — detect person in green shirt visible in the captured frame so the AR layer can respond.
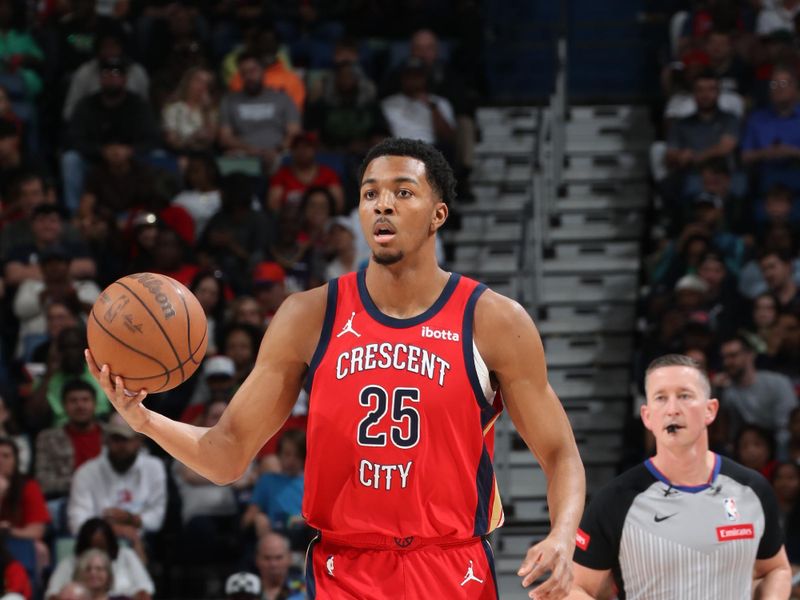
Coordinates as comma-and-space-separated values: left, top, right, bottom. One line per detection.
0, 1, 43, 98
27, 326, 110, 430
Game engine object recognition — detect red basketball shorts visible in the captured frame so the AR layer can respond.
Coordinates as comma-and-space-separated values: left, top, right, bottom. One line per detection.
305, 534, 499, 599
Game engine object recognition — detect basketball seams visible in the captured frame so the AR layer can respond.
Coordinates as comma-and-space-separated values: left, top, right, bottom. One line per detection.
89, 308, 171, 391
114, 278, 187, 382
165, 276, 205, 365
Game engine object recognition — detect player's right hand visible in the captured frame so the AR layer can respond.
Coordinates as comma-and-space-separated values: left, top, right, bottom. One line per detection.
85, 349, 151, 432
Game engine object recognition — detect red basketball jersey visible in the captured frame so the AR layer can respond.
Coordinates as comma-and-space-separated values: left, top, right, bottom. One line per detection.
303, 270, 504, 539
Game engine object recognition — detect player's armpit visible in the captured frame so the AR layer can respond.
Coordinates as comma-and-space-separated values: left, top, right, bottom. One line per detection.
566, 564, 612, 599
753, 546, 792, 600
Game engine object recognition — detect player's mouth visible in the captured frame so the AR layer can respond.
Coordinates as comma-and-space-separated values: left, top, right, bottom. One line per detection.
373, 220, 397, 243
665, 424, 684, 434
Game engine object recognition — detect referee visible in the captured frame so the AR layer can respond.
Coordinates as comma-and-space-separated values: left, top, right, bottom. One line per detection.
567, 354, 791, 599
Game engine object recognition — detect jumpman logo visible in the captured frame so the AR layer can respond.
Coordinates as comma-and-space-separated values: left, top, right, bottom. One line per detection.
336, 312, 361, 338
460, 560, 484, 586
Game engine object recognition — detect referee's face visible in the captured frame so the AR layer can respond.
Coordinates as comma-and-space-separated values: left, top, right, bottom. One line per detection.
642, 366, 719, 449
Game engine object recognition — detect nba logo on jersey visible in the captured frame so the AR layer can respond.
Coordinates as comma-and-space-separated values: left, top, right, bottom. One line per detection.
723, 497, 739, 521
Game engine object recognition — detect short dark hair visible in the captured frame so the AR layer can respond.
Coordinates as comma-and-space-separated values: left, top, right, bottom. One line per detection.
358, 138, 457, 205
758, 247, 794, 264
720, 334, 754, 353
277, 429, 306, 462
645, 354, 711, 397
62, 378, 97, 402
699, 156, 730, 176
694, 68, 720, 84
236, 50, 262, 67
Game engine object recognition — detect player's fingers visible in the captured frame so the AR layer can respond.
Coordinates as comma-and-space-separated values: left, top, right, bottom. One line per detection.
522, 554, 552, 588
84, 349, 100, 376
530, 559, 571, 600
517, 545, 542, 581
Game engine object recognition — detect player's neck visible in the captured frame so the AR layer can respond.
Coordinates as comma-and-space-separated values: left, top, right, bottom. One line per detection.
364, 256, 450, 320
651, 446, 716, 487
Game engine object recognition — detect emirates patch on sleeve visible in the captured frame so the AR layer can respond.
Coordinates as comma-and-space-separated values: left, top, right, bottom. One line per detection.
576, 528, 591, 551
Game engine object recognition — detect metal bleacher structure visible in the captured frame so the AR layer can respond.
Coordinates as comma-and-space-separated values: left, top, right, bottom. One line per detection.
445, 35, 655, 595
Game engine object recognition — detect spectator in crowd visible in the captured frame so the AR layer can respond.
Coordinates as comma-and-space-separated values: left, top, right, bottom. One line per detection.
0, 538, 31, 599
220, 324, 260, 386
172, 399, 246, 577
0, 172, 53, 256
734, 423, 779, 479
741, 293, 780, 356
665, 71, 739, 180
12, 245, 100, 359
218, 51, 300, 174
27, 327, 110, 431
67, 415, 167, 553
62, 25, 149, 121
695, 250, 743, 334
182, 356, 238, 424
754, 183, 800, 236
741, 65, 800, 191
739, 230, 800, 300
0, 437, 50, 572
298, 186, 336, 250
250, 261, 287, 326
171, 155, 221, 242
0, 396, 28, 474
765, 310, 800, 379
253, 533, 304, 600
0, 122, 26, 198
757, 0, 800, 36
266, 132, 343, 213
381, 58, 455, 149
241, 430, 307, 548
324, 216, 357, 279
705, 29, 751, 97
0, 0, 43, 100
70, 549, 126, 600
223, 571, 260, 600
45, 518, 153, 600
3, 203, 95, 288
227, 295, 264, 332
771, 461, 800, 562
34, 379, 103, 503
55, 582, 90, 600
715, 335, 798, 454
196, 174, 271, 293
267, 206, 325, 293
304, 44, 387, 154
759, 248, 800, 312
189, 270, 227, 355
161, 67, 218, 159
62, 55, 160, 215
226, 27, 305, 112
77, 133, 159, 228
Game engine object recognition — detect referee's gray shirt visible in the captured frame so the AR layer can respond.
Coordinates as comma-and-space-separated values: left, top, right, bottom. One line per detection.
574, 454, 783, 599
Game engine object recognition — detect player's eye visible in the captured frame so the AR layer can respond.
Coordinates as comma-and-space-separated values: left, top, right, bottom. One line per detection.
363, 189, 377, 200
397, 189, 412, 198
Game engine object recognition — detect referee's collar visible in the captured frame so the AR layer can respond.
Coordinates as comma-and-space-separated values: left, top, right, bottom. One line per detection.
645, 453, 721, 494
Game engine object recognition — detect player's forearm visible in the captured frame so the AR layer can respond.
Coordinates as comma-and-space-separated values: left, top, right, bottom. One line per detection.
755, 565, 792, 599
543, 446, 586, 541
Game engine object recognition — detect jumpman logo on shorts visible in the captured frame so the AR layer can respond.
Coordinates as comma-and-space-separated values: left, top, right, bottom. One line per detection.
336, 312, 361, 338
460, 560, 484, 586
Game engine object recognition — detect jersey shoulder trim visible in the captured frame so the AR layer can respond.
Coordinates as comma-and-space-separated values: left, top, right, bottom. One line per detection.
461, 282, 492, 421
304, 279, 339, 392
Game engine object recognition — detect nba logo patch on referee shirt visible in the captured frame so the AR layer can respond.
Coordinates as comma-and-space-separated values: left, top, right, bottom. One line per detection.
723, 497, 739, 521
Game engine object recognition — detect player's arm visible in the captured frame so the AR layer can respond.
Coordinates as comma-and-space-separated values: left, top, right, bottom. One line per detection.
475, 290, 586, 598
86, 287, 326, 485
566, 564, 612, 599
753, 547, 791, 599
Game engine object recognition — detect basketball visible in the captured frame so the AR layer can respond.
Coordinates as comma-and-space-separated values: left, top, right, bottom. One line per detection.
87, 273, 208, 393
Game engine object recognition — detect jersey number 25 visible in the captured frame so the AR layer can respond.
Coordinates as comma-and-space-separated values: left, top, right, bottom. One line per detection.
357, 385, 420, 449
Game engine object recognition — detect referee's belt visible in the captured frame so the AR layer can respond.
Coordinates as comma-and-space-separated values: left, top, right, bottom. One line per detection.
318, 531, 485, 550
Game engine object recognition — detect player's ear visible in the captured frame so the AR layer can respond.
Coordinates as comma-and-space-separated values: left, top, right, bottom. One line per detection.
640, 402, 653, 432
430, 201, 448, 232
705, 397, 719, 426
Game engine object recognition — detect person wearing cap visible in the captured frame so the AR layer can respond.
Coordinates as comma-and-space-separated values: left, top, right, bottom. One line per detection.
63, 25, 149, 121
181, 355, 239, 425
224, 571, 261, 600
381, 57, 455, 148
12, 240, 100, 359
324, 215, 357, 280
67, 414, 167, 547
251, 261, 287, 327
3, 202, 96, 287
62, 53, 160, 216
218, 50, 301, 173
266, 132, 343, 213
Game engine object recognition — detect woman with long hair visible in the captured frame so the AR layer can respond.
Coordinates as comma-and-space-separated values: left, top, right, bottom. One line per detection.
45, 518, 152, 600
162, 67, 218, 158
190, 270, 229, 355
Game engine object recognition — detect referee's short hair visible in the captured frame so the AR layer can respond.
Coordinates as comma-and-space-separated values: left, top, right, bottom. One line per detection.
645, 354, 711, 398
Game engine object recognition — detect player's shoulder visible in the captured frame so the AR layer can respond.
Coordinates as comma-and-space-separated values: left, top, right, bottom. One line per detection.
472, 285, 532, 331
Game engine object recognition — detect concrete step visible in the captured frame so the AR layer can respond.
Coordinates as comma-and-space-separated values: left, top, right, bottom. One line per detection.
563, 152, 648, 181
544, 335, 633, 367
472, 157, 532, 183
549, 367, 630, 399
542, 255, 638, 274
549, 221, 643, 242
559, 181, 649, 209
444, 222, 524, 244
539, 274, 638, 304
537, 304, 636, 335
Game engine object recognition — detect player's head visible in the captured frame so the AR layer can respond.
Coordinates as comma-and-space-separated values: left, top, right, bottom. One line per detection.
358, 138, 455, 266
642, 354, 718, 449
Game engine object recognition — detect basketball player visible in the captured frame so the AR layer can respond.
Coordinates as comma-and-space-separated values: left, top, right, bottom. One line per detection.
87, 138, 585, 599
567, 354, 791, 599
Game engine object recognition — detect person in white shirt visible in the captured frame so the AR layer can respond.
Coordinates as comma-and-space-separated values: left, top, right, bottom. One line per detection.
380, 58, 455, 146
757, 0, 800, 36
67, 415, 167, 547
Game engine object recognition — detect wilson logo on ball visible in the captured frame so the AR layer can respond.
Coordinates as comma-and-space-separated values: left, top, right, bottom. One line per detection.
129, 273, 177, 319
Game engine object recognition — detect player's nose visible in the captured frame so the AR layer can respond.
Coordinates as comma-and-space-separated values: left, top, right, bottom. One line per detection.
374, 190, 395, 213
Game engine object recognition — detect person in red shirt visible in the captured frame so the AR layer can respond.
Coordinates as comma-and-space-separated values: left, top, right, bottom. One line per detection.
0, 437, 50, 579
0, 539, 32, 599
266, 131, 343, 213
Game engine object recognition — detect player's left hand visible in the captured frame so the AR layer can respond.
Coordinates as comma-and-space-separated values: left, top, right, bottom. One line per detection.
518, 532, 575, 599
